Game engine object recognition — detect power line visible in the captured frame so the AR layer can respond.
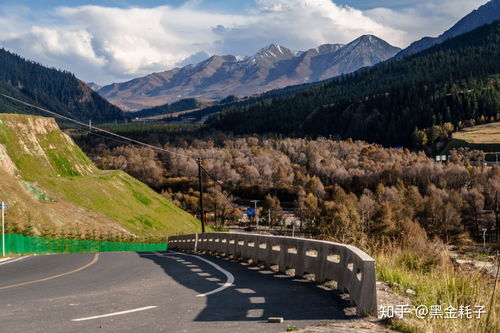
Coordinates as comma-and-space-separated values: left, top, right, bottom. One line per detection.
199, 164, 236, 207
0, 93, 242, 231
0, 93, 191, 159
200, 165, 227, 191
64, 121, 137, 147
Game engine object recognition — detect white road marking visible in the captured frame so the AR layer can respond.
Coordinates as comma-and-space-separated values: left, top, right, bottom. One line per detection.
206, 277, 220, 282
235, 288, 255, 294
250, 297, 266, 304
246, 309, 264, 318
0, 257, 26, 266
71, 306, 158, 322
157, 251, 235, 297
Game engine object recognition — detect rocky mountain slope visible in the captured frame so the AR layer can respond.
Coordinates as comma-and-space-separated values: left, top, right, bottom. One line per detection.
396, 0, 500, 58
0, 113, 200, 237
98, 35, 400, 110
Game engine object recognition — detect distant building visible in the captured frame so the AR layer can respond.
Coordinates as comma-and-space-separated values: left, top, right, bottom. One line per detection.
283, 212, 301, 227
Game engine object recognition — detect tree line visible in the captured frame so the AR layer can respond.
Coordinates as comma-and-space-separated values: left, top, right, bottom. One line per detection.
77, 134, 500, 247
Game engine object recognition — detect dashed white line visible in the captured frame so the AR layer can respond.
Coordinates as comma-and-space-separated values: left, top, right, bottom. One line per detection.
157, 251, 235, 297
71, 306, 158, 322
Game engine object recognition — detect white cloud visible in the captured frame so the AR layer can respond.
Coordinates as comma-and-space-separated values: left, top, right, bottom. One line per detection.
0, 4, 251, 83
0, 0, 490, 84
217, 0, 404, 55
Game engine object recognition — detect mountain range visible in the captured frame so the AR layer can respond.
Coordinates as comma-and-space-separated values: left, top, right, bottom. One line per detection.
396, 0, 500, 58
209, 20, 500, 148
97, 35, 400, 110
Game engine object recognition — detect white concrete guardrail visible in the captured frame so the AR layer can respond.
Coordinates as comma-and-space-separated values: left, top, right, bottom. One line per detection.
168, 232, 377, 316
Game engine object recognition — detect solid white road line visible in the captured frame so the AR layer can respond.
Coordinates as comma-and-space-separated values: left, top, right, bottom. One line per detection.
190, 254, 235, 297
0, 257, 26, 266
71, 306, 158, 322
157, 251, 235, 297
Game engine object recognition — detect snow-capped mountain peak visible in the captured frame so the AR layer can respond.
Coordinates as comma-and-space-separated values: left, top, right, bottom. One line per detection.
98, 36, 400, 110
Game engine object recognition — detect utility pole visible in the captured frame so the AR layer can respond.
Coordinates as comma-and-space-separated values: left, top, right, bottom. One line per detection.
197, 158, 206, 233
1, 201, 7, 256
250, 200, 259, 231
268, 209, 271, 231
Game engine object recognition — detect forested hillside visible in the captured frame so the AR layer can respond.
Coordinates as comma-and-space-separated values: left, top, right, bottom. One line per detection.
209, 21, 500, 148
128, 98, 202, 119
77, 133, 500, 245
0, 48, 124, 123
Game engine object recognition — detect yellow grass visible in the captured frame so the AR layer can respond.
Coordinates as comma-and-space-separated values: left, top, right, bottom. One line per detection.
375, 245, 499, 333
453, 122, 500, 144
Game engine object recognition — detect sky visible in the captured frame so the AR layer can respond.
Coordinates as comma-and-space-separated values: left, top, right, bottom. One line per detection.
0, 0, 490, 85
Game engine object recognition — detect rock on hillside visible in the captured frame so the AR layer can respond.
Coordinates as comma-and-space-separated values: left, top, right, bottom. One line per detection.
0, 113, 200, 237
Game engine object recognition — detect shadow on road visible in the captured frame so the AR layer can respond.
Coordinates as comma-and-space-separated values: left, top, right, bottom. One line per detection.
138, 251, 352, 323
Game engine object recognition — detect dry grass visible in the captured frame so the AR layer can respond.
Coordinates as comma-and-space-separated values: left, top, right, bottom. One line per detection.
453, 122, 500, 144
374, 244, 499, 333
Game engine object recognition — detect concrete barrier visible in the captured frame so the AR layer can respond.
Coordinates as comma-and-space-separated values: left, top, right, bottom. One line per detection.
168, 232, 377, 316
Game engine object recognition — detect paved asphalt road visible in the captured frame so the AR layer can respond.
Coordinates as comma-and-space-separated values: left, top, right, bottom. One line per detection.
0, 251, 354, 332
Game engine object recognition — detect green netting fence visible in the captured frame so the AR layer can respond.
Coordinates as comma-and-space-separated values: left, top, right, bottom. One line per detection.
1, 233, 168, 255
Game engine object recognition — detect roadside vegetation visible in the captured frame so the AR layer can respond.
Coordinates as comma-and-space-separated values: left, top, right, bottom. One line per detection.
375, 242, 498, 333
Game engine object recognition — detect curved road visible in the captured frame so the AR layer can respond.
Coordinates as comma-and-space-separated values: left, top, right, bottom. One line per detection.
0, 251, 352, 332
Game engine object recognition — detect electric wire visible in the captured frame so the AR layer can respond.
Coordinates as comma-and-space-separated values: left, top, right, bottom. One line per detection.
0, 93, 239, 214
199, 164, 236, 207
0, 93, 191, 158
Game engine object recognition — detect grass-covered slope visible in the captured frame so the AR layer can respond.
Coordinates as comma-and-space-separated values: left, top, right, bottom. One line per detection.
0, 113, 201, 238
452, 121, 500, 144
442, 121, 500, 156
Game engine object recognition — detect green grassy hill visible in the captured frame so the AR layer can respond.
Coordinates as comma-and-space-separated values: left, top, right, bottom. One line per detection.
0, 113, 201, 238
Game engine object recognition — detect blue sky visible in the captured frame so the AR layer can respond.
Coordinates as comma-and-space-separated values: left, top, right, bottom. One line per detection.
0, 0, 490, 84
